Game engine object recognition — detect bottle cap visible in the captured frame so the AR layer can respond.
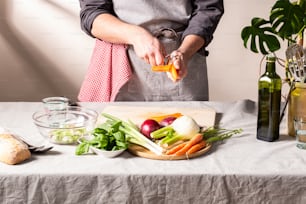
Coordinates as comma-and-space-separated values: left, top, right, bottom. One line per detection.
266, 53, 276, 62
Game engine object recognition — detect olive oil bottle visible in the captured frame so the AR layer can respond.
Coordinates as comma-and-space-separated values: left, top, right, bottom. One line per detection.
257, 54, 282, 142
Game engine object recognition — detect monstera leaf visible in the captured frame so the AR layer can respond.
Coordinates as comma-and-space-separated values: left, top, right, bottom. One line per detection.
241, 17, 280, 54
241, 0, 305, 55
270, 0, 305, 39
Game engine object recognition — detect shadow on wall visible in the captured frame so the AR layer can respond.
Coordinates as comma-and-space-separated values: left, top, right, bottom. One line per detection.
0, 0, 79, 101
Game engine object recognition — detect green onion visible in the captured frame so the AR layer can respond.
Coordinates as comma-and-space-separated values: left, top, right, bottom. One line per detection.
203, 128, 243, 143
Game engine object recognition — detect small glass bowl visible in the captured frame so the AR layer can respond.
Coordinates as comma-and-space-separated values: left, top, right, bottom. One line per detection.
42, 96, 69, 112
32, 106, 98, 145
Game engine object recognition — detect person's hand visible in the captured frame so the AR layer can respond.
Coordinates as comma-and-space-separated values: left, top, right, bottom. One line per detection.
167, 50, 187, 82
130, 29, 165, 66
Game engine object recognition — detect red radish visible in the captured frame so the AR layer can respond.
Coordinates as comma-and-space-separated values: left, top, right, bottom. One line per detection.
140, 119, 161, 139
159, 116, 177, 127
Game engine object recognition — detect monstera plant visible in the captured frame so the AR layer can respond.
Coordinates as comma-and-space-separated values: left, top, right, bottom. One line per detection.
242, 0, 306, 135
241, 0, 305, 55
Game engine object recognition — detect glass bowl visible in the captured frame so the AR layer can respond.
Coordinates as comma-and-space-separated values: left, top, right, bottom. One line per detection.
32, 106, 98, 145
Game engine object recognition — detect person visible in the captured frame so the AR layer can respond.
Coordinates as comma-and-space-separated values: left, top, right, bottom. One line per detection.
78, 0, 224, 101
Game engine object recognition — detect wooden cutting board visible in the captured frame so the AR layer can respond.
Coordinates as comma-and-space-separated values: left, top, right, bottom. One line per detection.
128, 143, 212, 160
100, 105, 216, 127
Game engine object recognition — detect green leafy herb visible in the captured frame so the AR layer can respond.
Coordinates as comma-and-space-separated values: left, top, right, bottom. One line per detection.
75, 120, 128, 155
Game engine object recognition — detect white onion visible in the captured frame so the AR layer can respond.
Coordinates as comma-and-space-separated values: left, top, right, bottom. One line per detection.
171, 115, 200, 139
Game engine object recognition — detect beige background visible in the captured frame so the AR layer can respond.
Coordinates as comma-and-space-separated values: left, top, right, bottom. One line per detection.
0, 0, 287, 102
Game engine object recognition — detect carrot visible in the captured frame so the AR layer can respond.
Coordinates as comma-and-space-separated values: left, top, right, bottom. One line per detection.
186, 140, 207, 155
152, 63, 178, 81
151, 64, 172, 72
150, 112, 183, 122
175, 134, 203, 156
165, 143, 186, 155
170, 65, 178, 81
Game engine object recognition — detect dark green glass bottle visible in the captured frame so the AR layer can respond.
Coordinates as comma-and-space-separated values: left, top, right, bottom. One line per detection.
257, 54, 282, 142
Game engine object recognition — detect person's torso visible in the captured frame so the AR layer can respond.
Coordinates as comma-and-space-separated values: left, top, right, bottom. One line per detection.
112, 0, 192, 32
112, 0, 208, 101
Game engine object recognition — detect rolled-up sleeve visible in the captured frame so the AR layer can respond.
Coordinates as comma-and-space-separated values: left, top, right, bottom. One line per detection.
183, 0, 224, 47
79, 0, 114, 37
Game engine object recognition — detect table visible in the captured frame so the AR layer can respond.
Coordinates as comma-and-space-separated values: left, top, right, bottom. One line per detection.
0, 100, 305, 204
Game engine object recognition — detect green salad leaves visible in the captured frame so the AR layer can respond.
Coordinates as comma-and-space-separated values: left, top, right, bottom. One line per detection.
75, 120, 128, 155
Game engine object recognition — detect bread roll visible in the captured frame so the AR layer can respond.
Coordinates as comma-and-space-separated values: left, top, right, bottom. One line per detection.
0, 134, 31, 165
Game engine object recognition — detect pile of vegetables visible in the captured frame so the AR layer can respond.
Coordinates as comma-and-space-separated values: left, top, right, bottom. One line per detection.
139, 114, 242, 156
76, 112, 242, 157
148, 115, 200, 147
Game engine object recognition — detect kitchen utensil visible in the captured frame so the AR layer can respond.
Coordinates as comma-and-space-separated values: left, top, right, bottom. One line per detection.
13, 134, 53, 153
286, 44, 305, 82
280, 82, 294, 123
281, 44, 305, 123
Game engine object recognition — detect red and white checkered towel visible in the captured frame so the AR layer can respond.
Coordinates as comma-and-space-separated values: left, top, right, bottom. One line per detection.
78, 39, 132, 102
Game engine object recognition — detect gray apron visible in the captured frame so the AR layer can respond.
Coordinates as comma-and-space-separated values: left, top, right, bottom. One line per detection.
114, 0, 208, 101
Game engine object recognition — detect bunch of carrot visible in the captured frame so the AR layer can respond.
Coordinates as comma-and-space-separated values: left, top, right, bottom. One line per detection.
165, 133, 206, 156
165, 127, 243, 156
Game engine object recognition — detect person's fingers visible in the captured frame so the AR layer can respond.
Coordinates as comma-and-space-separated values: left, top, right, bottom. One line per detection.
158, 45, 167, 65
148, 56, 157, 66
170, 51, 183, 62
145, 51, 166, 66
169, 50, 188, 80
155, 52, 164, 66
150, 44, 166, 66
142, 56, 150, 64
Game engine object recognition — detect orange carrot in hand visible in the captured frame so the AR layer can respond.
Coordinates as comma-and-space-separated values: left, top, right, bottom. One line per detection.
152, 63, 178, 81
152, 64, 172, 72
170, 65, 178, 81
186, 140, 207, 155
175, 134, 203, 156
165, 143, 186, 155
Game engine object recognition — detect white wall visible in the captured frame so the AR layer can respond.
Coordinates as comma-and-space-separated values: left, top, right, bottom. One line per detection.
0, 0, 285, 102
207, 0, 287, 101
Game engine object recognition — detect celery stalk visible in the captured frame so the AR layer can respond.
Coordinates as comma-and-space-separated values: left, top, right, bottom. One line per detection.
150, 125, 174, 139
160, 134, 183, 145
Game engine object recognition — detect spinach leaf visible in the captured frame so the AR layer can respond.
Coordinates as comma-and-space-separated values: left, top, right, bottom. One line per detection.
76, 119, 128, 155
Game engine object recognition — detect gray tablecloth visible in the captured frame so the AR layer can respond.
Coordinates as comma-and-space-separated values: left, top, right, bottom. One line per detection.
0, 100, 305, 204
